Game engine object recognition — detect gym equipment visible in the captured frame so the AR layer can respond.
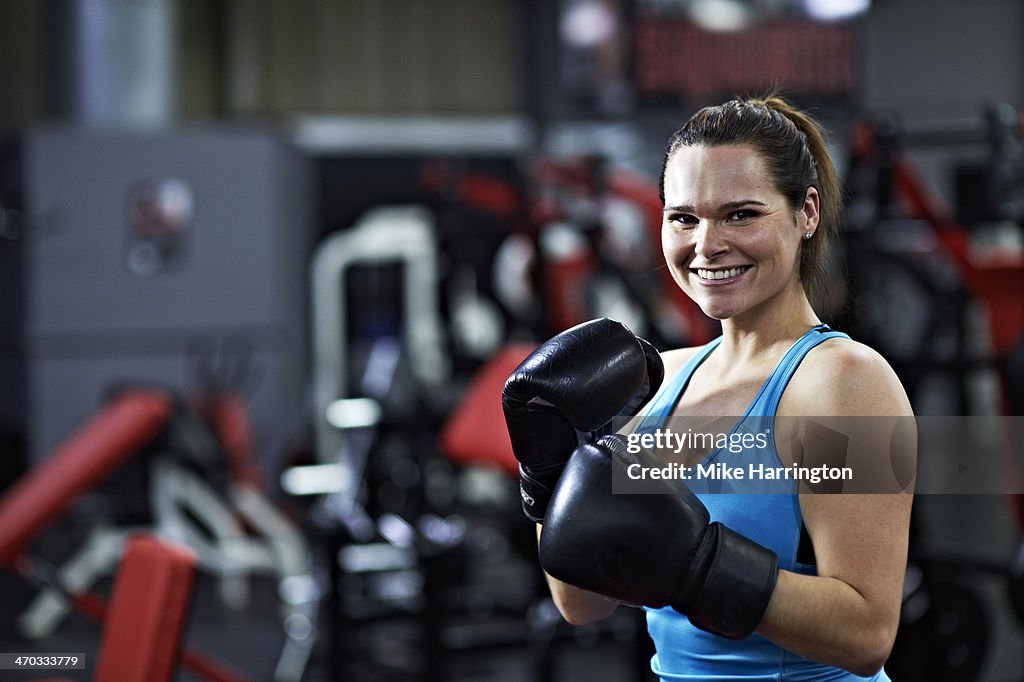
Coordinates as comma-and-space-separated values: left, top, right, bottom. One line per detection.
310, 205, 448, 472
0, 390, 171, 569
306, 204, 457, 679
13, 535, 199, 682
0, 385, 315, 682
305, 204, 542, 678
92, 535, 197, 682
843, 107, 1024, 411
0, 390, 244, 681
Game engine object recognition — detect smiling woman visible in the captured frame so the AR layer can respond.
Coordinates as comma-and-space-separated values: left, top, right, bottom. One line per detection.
661, 143, 817, 323
525, 96, 916, 682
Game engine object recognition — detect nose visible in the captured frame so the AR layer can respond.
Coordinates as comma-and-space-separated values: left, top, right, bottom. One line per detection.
693, 221, 729, 261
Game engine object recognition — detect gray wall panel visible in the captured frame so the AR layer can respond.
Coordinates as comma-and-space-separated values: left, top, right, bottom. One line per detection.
26, 127, 308, 334
25, 127, 312, 468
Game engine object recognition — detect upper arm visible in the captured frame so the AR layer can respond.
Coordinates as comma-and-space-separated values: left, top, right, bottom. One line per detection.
783, 340, 916, 628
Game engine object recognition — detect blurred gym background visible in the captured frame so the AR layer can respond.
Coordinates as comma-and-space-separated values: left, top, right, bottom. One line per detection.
0, 0, 1022, 680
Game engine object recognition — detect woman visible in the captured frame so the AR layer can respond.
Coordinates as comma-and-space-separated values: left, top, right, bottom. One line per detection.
537, 96, 916, 680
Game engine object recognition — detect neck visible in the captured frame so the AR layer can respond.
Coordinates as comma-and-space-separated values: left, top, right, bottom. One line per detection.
717, 280, 821, 361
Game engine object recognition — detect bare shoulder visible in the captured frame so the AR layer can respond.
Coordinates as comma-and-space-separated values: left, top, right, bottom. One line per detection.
782, 337, 914, 417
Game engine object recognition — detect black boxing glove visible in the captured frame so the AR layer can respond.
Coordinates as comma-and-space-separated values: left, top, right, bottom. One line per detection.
538, 434, 779, 640
502, 318, 663, 523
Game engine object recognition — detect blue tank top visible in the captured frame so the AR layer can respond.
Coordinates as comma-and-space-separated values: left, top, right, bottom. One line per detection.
636, 324, 891, 682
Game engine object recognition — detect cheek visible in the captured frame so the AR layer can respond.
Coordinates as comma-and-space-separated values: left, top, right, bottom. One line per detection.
661, 226, 691, 263
757, 233, 801, 273
661, 229, 696, 291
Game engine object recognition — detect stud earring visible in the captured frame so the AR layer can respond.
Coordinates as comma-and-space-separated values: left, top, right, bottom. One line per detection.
803, 232, 813, 240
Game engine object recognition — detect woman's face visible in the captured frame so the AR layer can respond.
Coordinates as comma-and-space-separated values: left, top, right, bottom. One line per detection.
661, 143, 818, 322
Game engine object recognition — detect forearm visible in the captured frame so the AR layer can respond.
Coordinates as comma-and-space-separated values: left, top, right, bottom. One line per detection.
756, 570, 898, 677
536, 524, 619, 625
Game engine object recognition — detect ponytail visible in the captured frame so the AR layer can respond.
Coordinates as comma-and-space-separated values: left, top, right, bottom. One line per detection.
756, 95, 842, 308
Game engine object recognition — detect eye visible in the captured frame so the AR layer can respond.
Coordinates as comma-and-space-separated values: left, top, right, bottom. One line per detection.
727, 209, 759, 223
666, 213, 698, 228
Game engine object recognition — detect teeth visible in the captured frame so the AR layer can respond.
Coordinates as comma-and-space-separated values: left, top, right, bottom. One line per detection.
697, 266, 747, 280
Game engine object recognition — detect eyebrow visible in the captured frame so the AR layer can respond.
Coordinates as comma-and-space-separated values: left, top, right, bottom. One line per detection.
663, 200, 768, 213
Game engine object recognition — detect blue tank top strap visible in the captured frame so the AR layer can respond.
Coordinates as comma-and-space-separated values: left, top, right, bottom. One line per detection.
747, 324, 850, 417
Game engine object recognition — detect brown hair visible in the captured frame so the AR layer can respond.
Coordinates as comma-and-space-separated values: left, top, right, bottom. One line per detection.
660, 95, 842, 310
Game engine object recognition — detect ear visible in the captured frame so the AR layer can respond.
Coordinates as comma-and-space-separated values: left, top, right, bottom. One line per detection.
799, 186, 820, 236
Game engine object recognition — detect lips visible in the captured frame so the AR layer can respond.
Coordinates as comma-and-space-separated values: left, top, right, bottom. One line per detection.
694, 265, 751, 281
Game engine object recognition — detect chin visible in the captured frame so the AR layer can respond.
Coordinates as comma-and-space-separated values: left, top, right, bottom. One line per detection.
695, 299, 742, 321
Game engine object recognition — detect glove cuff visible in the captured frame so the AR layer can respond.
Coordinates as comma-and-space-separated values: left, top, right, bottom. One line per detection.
519, 463, 559, 523
686, 523, 779, 640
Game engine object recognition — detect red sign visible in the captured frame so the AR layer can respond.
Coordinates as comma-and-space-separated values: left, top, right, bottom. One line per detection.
634, 19, 855, 102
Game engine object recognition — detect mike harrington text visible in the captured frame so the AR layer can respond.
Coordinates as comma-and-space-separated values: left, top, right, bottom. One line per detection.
626, 461, 854, 485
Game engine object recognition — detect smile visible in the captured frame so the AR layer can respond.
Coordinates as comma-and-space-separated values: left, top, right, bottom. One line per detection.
695, 266, 751, 281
